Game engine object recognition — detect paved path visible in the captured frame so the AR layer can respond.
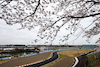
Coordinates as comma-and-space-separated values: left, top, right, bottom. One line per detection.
25, 52, 58, 67
0, 52, 51, 67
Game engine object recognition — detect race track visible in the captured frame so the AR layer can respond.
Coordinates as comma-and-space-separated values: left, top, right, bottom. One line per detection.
75, 55, 88, 67
0, 52, 51, 67
25, 52, 58, 67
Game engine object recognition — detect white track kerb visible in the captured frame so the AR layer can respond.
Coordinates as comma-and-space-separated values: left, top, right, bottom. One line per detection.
72, 57, 79, 67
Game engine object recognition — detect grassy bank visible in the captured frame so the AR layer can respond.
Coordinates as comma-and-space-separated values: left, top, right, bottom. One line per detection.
87, 52, 100, 67
58, 49, 94, 57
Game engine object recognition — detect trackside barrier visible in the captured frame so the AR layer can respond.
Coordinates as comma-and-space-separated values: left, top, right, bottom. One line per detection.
87, 51, 98, 55
20, 55, 24, 57
39, 49, 78, 54
24, 55, 29, 57
58, 49, 68, 51
72, 57, 79, 67
32, 53, 36, 55
57, 49, 79, 52
0, 57, 11, 60
39, 50, 54, 54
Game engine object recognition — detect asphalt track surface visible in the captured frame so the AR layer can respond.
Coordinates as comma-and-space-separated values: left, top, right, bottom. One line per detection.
75, 55, 88, 67
49, 57, 73, 67
76, 51, 95, 67
25, 52, 58, 67
0, 52, 51, 67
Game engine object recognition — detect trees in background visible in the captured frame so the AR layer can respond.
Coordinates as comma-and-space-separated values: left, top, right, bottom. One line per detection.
0, 0, 100, 44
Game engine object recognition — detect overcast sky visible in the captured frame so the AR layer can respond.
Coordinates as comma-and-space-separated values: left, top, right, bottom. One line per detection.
0, 0, 99, 45
0, 17, 99, 45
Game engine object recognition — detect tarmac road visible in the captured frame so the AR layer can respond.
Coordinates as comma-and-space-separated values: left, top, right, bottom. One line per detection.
25, 52, 58, 67
48, 57, 73, 67
75, 55, 87, 67
0, 52, 51, 67
76, 51, 94, 67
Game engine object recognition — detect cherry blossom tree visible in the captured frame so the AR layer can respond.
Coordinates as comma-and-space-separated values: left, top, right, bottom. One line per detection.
0, 0, 100, 44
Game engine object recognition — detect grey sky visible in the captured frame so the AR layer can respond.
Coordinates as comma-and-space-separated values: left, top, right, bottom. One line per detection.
0, 0, 99, 45
0, 17, 99, 45
0, 20, 38, 45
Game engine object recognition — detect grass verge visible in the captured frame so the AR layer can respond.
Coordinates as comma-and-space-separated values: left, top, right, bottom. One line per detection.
87, 52, 100, 67
58, 49, 94, 57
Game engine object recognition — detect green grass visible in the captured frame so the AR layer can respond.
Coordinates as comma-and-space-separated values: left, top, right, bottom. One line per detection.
59, 54, 69, 59
87, 52, 100, 67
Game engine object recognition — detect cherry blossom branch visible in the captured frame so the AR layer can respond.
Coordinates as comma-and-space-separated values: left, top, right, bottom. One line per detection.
70, 13, 100, 18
